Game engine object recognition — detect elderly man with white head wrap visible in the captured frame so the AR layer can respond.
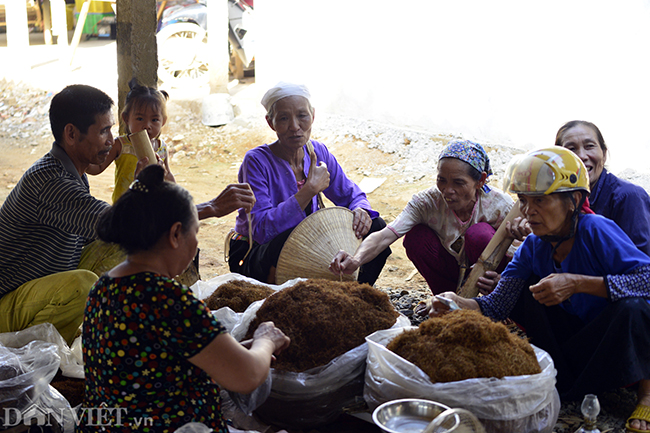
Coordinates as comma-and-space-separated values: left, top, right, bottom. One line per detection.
228, 82, 391, 285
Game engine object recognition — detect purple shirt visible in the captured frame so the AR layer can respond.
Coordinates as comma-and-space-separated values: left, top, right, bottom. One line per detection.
235, 140, 378, 245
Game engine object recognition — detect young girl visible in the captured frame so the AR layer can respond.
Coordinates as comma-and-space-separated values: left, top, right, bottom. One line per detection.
87, 78, 175, 203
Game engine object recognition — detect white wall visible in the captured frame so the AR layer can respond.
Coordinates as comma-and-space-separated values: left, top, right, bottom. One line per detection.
254, 0, 650, 174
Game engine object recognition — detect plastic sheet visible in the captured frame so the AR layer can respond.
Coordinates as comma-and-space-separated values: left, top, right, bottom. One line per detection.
364, 327, 560, 433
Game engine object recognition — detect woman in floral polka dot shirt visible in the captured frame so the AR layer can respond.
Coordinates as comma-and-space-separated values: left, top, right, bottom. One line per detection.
77, 164, 290, 433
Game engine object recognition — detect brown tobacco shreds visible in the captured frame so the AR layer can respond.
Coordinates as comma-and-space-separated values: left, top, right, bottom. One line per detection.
205, 279, 275, 312
387, 309, 541, 383
50, 371, 85, 407
245, 279, 399, 372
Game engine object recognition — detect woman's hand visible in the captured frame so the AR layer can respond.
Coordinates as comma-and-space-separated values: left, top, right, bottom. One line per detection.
306, 150, 330, 195
505, 216, 532, 241
329, 228, 397, 278
329, 250, 362, 276
414, 292, 456, 317
529, 273, 578, 306
189, 324, 288, 394
476, 270, 501, 295
352, 208, 372, 238
253, 321, 290, 355
414, 292, 480, 317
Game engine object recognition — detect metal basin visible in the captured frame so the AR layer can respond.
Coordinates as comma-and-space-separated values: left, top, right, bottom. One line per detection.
372, 399, 456, 433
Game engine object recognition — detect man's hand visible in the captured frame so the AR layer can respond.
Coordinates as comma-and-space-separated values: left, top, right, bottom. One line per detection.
198, 183, 255, 220
352, 208, 371, 239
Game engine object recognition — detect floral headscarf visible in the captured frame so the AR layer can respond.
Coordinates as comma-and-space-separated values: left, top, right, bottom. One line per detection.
439, 140, 493, 192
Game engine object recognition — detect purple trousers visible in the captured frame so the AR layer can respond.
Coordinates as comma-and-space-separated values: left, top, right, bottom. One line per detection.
403, 222, 508, 295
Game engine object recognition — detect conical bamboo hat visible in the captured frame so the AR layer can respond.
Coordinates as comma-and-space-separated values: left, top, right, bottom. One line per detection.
275, 207, 362, 285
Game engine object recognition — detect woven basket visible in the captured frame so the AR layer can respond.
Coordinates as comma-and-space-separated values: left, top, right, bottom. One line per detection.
275, 207, 362, 285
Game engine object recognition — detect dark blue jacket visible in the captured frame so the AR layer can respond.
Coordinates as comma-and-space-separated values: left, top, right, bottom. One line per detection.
590, 169, 650, 257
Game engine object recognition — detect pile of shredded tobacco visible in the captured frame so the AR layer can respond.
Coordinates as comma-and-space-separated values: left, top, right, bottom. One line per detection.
387, 309, 541, 382
245, 279, 399, 372
204, 279, 275, 312
50, 371, 85, 407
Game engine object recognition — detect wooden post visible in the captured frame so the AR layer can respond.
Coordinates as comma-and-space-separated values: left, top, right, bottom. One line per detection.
116, 0, 158, 134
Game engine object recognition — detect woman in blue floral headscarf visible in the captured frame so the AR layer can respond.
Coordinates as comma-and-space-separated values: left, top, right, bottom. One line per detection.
330, 139, 514, 294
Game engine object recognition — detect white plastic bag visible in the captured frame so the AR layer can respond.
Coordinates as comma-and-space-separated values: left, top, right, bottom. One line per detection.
191, 273, 302, 336
218, 277, 411, 428
0, 338, 76, 432
174, 421, 212, 432
196, 275, 411, 428
191, 272, 293, 303
0, 322, 84, 379
364, 327, 560, 433
212, 306, 241, 334
0, 340, 59, 413
251, 315, 411, 428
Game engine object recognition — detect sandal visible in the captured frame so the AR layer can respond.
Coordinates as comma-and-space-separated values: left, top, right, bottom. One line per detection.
626, 404, 650, 432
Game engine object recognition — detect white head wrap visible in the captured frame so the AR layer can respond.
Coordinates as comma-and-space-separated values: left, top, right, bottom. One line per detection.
261, 82, 311, 114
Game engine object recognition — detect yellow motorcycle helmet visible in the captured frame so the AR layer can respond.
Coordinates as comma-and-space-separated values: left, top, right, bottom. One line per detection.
504, 147, 590, 195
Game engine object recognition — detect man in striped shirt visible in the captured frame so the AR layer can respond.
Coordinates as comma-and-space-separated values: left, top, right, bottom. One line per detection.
0, 84, 116, 344
0, 84, 257, 345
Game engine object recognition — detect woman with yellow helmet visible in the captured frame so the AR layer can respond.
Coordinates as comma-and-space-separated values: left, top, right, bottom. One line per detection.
430, 147, 650, 433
